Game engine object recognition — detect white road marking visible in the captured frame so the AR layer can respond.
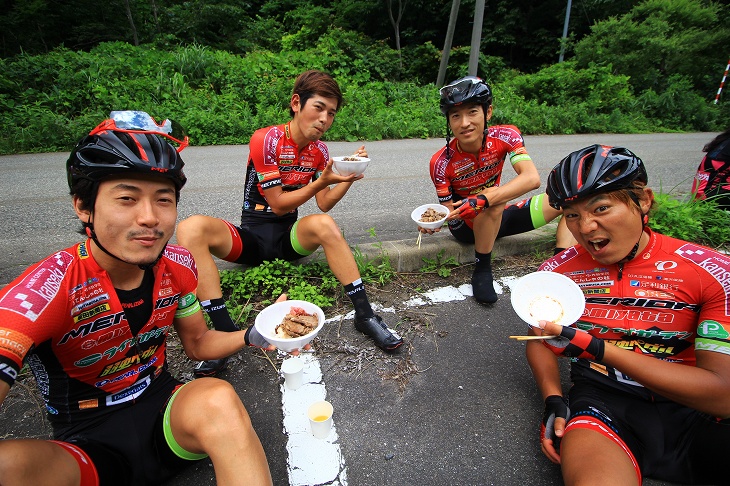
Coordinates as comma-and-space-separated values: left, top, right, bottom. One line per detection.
281, 277, 519, 484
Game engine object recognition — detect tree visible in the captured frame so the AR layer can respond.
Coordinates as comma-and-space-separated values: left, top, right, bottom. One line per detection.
573, 0, 730, 96
385, 0, 407, 68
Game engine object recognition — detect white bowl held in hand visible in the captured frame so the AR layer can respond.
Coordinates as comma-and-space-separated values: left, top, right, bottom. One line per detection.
254, 300, 325, 352
332, 156, 370, 176
411, 203, 449, 230
510, 271, 585, 327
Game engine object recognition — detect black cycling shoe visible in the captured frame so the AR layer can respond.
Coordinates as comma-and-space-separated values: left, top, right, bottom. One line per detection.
354, 314, 404, 351
471, 270, 498, 304
193, 357, 228, 378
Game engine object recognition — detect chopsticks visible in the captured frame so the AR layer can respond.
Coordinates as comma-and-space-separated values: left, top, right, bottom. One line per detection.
416, 232, 422, 249
508, 335, 557, 341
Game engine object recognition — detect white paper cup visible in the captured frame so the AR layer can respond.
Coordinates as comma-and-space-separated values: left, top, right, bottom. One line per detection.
307, 400, 333, 439
281, 357, 304, 390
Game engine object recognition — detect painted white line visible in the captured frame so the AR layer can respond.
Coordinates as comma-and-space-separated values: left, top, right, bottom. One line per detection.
280, 327, 347, 485
280, 277, 518, 484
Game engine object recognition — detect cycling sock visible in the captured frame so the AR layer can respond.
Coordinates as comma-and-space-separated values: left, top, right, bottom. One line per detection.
474, 251, 492, 273
201, 298, 238, 332
344, 279, 375, 318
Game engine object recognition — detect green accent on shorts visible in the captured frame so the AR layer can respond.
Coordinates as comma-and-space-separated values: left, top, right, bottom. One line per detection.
529, 193, 548, 228
163, 383, 209, 461
290, 220, 314, 257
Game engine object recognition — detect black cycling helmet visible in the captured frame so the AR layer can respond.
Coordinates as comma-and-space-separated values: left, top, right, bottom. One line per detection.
546, 144, 648, 210
439, 76, 493, 116
67, 111, 187, 191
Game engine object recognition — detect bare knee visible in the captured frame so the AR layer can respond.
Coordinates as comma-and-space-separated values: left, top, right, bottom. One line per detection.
309, 215, 344, 242
0, 440, 79, 486
177, 215, 210, 246
176, 380, 254, 440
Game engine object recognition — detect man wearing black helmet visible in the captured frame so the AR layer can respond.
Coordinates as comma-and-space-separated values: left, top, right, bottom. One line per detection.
0, 112, 274, 485
526, 144, 730, 485
425, 76, 570, 304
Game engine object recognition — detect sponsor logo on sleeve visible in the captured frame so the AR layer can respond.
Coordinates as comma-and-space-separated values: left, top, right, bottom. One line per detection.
675, 244, 730, 314
0, 328, 33, 361
697, 320, 729, 340
0, 252, 73, 321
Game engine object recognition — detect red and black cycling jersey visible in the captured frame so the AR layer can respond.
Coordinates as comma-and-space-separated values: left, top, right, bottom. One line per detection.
539, 229, 730, 396
691, 137, 730, 210
0, 240, 199, 425
429, 125, 532, 205
241, 122, 329, 224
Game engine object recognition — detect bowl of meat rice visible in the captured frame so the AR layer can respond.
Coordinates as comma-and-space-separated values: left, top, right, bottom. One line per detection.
254, 300, 325, 352
411, 203, 449, 230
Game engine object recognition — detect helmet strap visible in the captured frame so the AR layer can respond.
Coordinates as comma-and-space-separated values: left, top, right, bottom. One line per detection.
445, 119, 452, 160
620, 211, 648, 263
481, 106, 489, 152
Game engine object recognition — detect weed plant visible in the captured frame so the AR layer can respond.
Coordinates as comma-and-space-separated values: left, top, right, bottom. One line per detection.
650, 193, 730, 250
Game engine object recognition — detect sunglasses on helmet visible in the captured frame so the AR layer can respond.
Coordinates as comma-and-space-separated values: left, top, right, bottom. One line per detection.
90, 111, 189, 152
439, 76, 484, 99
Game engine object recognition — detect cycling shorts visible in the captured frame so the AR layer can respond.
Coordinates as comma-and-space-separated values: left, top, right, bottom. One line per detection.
222, 219, 313, 266
448, 194, 548, 244
567, 378, 730, 485
53, 373, 206, 485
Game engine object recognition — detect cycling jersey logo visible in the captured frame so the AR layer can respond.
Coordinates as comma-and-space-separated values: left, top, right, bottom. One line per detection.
98, 345, 159, 377
0, 362, 18, 381
0, 328, 33, 361
77, 242, 89, 258
654, 261, 677, 271
0, 252, 72, 322
59, 311, 126, 345
74, 354, 102, 367
73, 303, 111, 323
697, 320, 730, 340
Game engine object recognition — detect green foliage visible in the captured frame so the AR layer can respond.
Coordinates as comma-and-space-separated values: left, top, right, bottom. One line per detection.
352, 228, 397, 286
573, 0, 729, 97
498, 60, 653, 134
220, 259, 340, 315
419, 249, 460, 278
1, 0, 728, 154
650, 193, 730, 249
217, 229, 397, 322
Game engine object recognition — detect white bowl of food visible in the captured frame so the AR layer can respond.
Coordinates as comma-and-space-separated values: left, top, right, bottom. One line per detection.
411, 203, 449, 230
332, 156, 370, 176
254, 300, 325, 352
510, 271, 585, 327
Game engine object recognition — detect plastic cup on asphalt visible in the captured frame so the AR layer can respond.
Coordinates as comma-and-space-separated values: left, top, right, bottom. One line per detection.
281, 357, 304, 390
308, 400, 333, 439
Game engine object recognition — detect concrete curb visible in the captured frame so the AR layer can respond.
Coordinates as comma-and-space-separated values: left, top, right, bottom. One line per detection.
216, 222, 559, 274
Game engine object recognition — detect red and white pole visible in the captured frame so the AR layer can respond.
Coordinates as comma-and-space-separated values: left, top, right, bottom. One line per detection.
715, 57, 730, 104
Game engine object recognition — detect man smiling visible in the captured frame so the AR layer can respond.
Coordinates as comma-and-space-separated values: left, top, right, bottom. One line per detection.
0, 113, 274, 485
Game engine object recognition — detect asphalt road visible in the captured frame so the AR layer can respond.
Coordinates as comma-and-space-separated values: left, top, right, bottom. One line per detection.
0, 132, 714, 285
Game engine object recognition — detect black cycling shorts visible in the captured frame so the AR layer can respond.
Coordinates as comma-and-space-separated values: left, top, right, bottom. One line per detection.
568, 378, 730, 485
53, 373, 204, 486
448, 200, 533, 244
223, 218, 307, 266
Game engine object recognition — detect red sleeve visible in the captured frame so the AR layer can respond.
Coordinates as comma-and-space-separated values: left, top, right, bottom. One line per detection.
248, 125, 284, 189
